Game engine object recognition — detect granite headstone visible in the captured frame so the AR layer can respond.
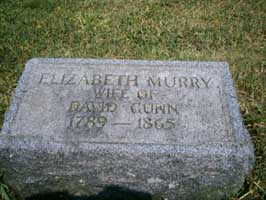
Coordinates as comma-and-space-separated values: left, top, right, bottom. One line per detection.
0, 58, 254, 199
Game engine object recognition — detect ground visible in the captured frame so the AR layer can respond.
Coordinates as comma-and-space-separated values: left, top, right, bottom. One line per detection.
0, 0, 265, 199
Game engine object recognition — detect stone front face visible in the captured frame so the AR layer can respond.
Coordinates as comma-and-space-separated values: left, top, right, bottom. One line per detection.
4, 60, 231, 146
0, 59, 254, 200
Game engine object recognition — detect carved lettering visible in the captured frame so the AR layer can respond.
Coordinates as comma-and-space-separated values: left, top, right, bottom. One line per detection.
39, 73, 50, 84
190, 77, 200, 88
65, 74, 77, 85
127, 75, 138, 86
92, 74, 102, 85
38, 73, 211, 89
165, 77, 175, 88
137, 118, 176, 130
94, 88, 129, 99
68, 101, 117, 113
147, 76, 212, 89
178, 77, 188, 88
78, 74, 89, 85
131, 103, 178, 115
147, 77, 162, 87
201, 77, 212, 88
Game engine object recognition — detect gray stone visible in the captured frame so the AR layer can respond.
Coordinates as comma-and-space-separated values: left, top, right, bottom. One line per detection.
0, 58, 254, 200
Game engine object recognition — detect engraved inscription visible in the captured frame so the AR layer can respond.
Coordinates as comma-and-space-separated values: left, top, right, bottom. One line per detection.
69, 115, 107, 129
27, 63, 229, 145
38, 73, 212, 89
131, 103, 178, 115
137, 118, 176, 130
68, 101, 117, 113
39, 73, 138, 87
147, 76, 212, 88
38, 72, 214, 134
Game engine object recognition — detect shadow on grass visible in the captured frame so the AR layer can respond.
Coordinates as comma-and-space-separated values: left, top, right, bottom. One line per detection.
26, 185, 152, 200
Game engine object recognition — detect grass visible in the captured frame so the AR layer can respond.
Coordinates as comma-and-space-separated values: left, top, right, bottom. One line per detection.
0, 173, 17, 200
0, 0, 265, 199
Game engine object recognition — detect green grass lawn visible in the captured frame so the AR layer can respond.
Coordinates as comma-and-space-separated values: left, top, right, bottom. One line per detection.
0, 0, 265, 199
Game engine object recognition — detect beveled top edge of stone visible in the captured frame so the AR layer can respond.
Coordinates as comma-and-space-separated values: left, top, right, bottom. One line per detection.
25, 57, 229, 68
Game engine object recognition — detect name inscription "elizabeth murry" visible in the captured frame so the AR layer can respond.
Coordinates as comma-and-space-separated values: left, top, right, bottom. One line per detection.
38, 73, 212, 89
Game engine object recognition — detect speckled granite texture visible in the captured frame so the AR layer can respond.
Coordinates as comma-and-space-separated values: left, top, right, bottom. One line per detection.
0, 58, 254, 200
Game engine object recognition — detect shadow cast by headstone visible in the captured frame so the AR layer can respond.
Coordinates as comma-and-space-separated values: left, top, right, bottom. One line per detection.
26, 185, 152, 200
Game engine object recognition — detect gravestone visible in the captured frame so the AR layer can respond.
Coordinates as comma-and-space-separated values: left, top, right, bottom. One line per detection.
0, 58, 254, 200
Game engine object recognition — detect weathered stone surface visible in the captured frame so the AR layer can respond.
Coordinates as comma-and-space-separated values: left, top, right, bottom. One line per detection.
0, 58, 254, 199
